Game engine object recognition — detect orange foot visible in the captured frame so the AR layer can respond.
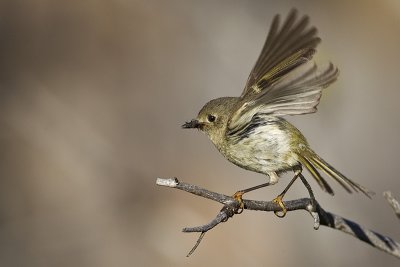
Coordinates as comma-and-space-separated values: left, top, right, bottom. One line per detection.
273, 194, 287, 218
232, 191, 245, 214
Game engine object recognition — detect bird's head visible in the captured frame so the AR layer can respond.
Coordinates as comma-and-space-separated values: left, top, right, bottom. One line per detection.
182, 97, 238, 145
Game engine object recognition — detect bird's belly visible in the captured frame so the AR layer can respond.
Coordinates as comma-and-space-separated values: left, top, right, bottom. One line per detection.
222, 123, 299, 174
225, 142, 292, 174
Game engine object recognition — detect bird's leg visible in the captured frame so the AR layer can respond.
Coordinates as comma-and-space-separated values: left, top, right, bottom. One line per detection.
298, 172, 316, 211
233, 182, 271, 214
273, 167, 302, 218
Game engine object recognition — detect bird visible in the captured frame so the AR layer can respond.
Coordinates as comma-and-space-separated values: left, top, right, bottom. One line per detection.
182, 9, 372, 217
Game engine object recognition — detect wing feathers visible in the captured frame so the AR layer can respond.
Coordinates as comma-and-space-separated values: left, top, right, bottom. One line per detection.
229, 10, 339, 133
242, 9, 320, 97
230, 62, 338, 128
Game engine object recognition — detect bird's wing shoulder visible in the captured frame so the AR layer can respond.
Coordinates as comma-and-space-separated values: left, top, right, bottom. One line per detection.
226, 112, 278, 143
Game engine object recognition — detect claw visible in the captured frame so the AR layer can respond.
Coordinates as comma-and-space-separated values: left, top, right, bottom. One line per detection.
233, 191, 245, 214
273, 195, 287, 218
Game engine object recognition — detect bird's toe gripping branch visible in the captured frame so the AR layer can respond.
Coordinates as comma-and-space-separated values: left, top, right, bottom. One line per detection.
232, 191, 245, 214
273, 194, 287, 218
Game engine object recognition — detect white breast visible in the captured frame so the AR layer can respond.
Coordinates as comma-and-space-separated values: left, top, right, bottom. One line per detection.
222, 116, 298, 174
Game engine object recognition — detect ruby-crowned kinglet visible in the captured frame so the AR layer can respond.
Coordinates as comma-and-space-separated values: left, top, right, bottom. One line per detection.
182, 9, 372, 216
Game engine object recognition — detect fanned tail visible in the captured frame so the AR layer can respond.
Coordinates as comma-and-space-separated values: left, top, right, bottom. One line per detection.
298, 149, 374, 198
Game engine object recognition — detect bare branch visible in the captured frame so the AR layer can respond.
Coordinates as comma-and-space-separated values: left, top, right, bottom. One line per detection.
384, 191, 400, 220
157, 177, 400, 259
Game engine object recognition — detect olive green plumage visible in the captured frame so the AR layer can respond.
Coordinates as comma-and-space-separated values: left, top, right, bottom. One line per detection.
182, 9, 372, 198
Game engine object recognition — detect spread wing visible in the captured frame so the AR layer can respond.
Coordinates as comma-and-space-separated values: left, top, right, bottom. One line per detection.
228, 9, 339, 133
241, 8, 321, 98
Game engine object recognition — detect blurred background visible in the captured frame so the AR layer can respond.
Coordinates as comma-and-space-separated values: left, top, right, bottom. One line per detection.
0, 0, 400, 266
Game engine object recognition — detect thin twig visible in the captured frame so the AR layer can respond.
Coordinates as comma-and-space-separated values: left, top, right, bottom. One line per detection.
156, 177, 400, 259
186, 232, 206, 257
384, 191, 400, 220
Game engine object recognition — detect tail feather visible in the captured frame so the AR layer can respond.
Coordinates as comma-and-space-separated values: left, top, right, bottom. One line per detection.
298, 155, 334, 195
301, 149, 374, 198
310, 156, 359, 192
309, 156, 355, 193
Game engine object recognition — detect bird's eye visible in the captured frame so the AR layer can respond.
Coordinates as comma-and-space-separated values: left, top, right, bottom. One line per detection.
207, 114, 216, 122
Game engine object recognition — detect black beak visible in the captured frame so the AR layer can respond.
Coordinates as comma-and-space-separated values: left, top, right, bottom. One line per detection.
182, 119, 201, 129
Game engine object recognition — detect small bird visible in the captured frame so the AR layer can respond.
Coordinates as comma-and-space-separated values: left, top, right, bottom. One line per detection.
182, 9, 372, 216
